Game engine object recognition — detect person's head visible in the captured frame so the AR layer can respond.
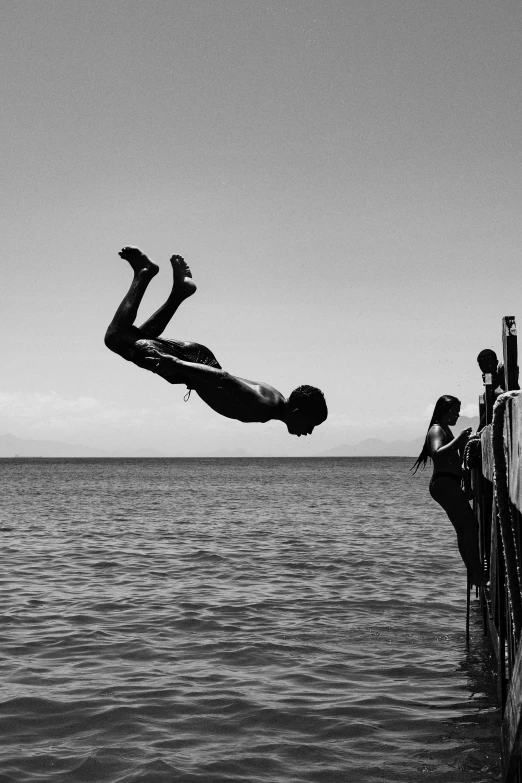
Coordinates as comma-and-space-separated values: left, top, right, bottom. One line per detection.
431, 394, 461, 427
411, 394, 461, 473
477, 349, 505, 391
477, 349, 498, 375
286, 385, 328, 437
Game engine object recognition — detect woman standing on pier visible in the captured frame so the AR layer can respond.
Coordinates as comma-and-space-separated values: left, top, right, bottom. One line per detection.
412, 395, 487, 587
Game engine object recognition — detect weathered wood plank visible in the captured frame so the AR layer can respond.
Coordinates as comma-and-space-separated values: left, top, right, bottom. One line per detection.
489, 509, 499, 634
481, 425, 494, 482
484, 588, 501, 664
473, 319, 522, 780
479, 393, 485, 428
503, 316, 519, 392
506, 396, 522, 514
502, 641, 522, 779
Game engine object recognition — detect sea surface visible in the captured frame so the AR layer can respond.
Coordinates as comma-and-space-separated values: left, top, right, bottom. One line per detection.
0, 457, 501, 782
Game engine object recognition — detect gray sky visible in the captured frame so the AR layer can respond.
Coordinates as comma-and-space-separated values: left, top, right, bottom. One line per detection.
2, 0, 521, 455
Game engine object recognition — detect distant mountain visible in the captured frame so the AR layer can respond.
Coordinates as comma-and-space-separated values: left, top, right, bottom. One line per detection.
0, 433, 168, 458
319, 437, 425, 457
0, 432, 109, 458
318, 416, 480, 457
0, 432, 252, 458
455, 415, 480, 432
0, 415, 479, 458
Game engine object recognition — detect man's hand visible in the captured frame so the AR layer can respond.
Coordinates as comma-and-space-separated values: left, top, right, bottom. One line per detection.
143, 346, 164, 371
144, 348, 180, 381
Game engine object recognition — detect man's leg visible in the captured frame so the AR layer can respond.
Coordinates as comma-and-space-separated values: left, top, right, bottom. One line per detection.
104, 246, 159, 359
138, 255, 196, 338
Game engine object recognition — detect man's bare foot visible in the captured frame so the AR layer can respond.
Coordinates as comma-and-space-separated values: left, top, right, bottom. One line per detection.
170, 255, 197, 299
118, 246, 159, 277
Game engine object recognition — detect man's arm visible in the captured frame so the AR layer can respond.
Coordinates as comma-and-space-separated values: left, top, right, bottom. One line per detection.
145, 350, 228, 386
144, 350, 263, 400
144, 348, 282, 422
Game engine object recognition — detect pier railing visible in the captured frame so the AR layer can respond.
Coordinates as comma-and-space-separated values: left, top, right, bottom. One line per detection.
472, 316, 522, 782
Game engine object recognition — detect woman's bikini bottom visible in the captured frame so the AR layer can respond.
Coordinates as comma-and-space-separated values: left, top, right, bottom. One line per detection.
429, 472, 462, 495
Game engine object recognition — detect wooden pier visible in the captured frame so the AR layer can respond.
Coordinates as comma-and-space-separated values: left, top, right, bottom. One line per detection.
471, 316, 522, 781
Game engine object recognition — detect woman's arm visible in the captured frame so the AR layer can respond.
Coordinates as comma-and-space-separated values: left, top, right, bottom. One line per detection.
427, 425, 472, 457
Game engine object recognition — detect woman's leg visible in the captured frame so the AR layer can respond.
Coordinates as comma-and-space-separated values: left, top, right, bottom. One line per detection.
138, 255, 196, 338
104, 246, 159, 359
430, 478, 486, 586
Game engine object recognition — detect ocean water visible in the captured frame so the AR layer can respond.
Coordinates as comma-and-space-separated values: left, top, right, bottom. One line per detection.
0, 457, 501, 783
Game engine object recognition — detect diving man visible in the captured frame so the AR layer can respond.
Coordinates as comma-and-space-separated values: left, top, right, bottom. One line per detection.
104, 247, 327, 437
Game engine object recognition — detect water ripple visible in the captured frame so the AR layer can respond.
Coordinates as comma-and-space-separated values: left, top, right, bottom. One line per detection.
0, 457, 501, 782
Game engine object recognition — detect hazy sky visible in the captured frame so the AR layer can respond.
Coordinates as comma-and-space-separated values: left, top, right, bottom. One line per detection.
2, 0, 521, 455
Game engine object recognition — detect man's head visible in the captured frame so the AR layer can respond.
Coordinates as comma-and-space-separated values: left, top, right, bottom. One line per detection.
477, 348, 505, 390
286, 385, 328, 437
477, 349, 498, 375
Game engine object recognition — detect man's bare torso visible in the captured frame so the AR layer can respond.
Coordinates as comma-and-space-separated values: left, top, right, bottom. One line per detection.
194, 375, 285, 424
147, 351, 286, 424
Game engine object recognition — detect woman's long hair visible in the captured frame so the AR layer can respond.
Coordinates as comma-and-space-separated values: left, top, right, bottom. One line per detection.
411, 395, 461, 474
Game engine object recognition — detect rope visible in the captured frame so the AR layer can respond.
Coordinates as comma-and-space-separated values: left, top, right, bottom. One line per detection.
463, 435, 481, 471
462, 435, 481, 499
491, 390, 522, 639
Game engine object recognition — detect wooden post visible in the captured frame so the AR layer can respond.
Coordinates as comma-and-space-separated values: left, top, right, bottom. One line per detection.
479, 393, 485, 427
484, 374, 494, 425
503, 316, 519, 391
474, 324, 522, 781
